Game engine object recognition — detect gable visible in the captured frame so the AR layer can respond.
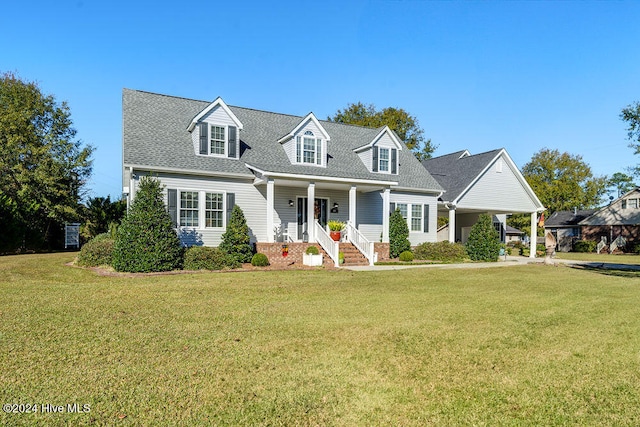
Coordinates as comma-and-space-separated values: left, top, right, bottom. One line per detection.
580, 188, 640, 225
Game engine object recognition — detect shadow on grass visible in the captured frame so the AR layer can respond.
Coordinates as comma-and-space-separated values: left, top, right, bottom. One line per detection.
570, 263, 640, 279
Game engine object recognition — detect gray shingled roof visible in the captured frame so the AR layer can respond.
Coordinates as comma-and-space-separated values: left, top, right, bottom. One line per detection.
123, 89, 442, 191
421, 149, 503, 201
545, 209, 597, 227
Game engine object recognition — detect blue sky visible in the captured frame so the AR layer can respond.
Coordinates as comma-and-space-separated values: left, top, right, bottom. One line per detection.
2, 0, 640, 200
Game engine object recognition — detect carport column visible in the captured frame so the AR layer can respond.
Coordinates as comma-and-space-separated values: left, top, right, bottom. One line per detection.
307, 182, 315, 241
529, 211, 537, 258
349, 185, 357, 226
382, 188, 390, 242
448, 205, 456, 242
266, 178, 275, 243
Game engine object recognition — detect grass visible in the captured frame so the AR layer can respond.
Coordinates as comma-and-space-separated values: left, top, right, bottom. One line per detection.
554, 251, 640, 264
2, 253, 640, 425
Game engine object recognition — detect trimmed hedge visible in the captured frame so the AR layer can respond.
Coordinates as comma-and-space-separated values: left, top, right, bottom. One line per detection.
399, 250, 414, 262
573, 240, 597, 253
183, 246, 240, 270
414, 241, 467, 262
465, 214, 501, 262
76, 234, 115, 267
251, 253, 269, 267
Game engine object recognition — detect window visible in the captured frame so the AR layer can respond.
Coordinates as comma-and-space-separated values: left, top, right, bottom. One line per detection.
205, 193, 224, 228
411, 204, 423, 232
629, 198, 638, 209
210, 125, 225, 155
180, 191, 199, 227
379, 148, 389, 172
397, 203, 408, 220
296, 131, 323, 166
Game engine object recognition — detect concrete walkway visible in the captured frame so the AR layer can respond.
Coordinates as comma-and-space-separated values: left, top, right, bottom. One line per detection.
343, 256, 640, 272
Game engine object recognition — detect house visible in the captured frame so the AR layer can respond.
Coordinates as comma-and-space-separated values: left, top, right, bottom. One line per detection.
578, 187, 640, 252
122, 89, 444, 266
422, 149, 545, 258
544, 209, 597, 252
505, 225, 524, 244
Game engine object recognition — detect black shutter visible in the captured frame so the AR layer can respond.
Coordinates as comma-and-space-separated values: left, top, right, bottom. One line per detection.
423, 204, 429, 233
390, 202, 396, 215
391, 149, 397, 174
199, 123, 208, 155
372, 146, 379, 172
226, 193, 235, 223
167, 189, 177, 227
296, 136, 301, 162
228, 126, 237, 158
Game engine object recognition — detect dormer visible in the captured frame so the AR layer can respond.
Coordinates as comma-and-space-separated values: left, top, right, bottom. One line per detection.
187, 97, 243, 159
354, 126, 402, 175
278, 113, 330, 167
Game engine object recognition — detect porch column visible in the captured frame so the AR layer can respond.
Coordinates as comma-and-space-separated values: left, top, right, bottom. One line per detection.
266, 178, 275, 243
530, 211, 537, 258
349, 185, 357, 226
382, 187, 390, 242
307, 182, 315, 241
448, 205, 456, 242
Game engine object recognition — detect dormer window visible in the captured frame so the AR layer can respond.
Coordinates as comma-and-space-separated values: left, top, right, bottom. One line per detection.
296, 131, 323, 166
210, 125, 226, 155
198, 123, 238, 158
372, 146, 397, 174
379, 148, 390, 172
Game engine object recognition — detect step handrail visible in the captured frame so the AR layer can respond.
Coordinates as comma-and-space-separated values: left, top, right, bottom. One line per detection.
314, 221, 339, 267
345, 221, 375, 266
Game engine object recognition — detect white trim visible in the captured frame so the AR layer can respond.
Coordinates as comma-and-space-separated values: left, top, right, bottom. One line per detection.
353, 126, 403, 153
395, 186, 444, 196
277, 112, 331, 143
187, 97, 243, 132
125, 164, 254, 179
172, 188, 227, 230
245, 163, 399, 186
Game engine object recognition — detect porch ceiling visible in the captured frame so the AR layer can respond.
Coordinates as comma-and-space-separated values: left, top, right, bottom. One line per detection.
257, 177, 386, 193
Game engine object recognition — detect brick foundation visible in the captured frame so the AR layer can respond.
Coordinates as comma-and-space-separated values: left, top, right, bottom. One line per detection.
374, 242, 390, 261
255, 242, 391, 266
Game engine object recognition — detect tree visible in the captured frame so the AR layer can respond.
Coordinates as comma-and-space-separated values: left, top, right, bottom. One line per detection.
465, 214, 501, 262
621, 101, 640, 176
219, 205, 253, 263
81, 195, 126, 241
389, 208, 411, 258
112, 176, 183, 272
0, 72, 93, 251
328, 102, 437, 159
521, 148, 608, 215
608, 172, 637, 198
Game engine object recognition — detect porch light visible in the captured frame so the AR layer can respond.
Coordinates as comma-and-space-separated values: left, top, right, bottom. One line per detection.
289, 200, 294, 207
331, 202, 339, 213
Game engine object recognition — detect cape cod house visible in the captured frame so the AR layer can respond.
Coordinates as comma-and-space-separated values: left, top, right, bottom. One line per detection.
122, 89, 444, 266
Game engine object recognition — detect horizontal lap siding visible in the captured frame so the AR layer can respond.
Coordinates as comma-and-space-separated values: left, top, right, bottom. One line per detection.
390, 191, 439, 245
459, 156, 538, 212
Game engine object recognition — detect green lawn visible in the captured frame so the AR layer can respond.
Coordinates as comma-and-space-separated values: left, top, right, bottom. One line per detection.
554, 251, 640, 264
2, 253, 640, 425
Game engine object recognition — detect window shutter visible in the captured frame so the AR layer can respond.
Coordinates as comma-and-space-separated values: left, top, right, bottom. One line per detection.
226, 193, 235, 224
390, 202, 396, 215
372, 146, 379, 172
199, 123, 208, 155
391, 149, 397, 174
296, 136, 301, 162
423, 204, 429, 233
228, 126, 237, 158
316, 139, 322, 165
167, 189, 177, 227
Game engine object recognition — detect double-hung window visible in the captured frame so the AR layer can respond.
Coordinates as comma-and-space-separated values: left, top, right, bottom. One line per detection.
379, 148, 390, 172
411, 205, 423, 232
205, 193, 224, 228
210, 125, 226, 155
296, 131, 323, 166
180, 191, 199, 227
392, 203, 428, 233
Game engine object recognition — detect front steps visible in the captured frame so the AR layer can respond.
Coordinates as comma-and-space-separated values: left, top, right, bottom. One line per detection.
339, 242, 369, 266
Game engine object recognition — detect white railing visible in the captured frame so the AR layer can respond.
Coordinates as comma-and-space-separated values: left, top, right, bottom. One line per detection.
314, 221, 339, 267
345, 221, 375, 266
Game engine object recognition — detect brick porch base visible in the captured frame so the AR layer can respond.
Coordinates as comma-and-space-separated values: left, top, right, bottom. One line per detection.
255, 242, 390, 267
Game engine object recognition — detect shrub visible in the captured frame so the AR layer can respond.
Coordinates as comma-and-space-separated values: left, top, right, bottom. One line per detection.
573, 240, 597, 253
389, 208, 410, 258
220, 205, 253, 263
305, 246, 320, 255
77, 234, 114, 267
183, 246, 240, 270
251, 253, 269, 267
414, 241, 467, 262
634, 244, 640, 255
399, 250, 414, 262
465, 214, 501, 262
112, 176, 183, 273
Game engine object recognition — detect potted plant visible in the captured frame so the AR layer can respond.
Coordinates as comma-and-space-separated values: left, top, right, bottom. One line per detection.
328, 220, 345, 241
303, 245, 323, 266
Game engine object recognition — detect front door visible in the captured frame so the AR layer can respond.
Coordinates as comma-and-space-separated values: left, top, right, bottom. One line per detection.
297, 198, 328, 241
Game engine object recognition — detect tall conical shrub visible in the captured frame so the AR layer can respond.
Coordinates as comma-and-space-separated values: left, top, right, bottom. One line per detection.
112, 176, 183, 272
219, 205, 253, 263
465, 213, 501, 262
389, 208, 411, 258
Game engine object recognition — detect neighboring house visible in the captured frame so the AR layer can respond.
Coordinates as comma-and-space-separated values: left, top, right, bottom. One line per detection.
505, 225, 524, 244
422, 149, 545, 258
122, 89, 443, 266
544, 209, 596, 252
578, 188, 640, 252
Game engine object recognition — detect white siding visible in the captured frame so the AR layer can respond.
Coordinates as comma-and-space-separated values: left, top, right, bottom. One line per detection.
282, 119, 328, 167
390, 191, 439, 245
358, 150, 372, 171
458, 154, 539, 212
202, 105, 238, 126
